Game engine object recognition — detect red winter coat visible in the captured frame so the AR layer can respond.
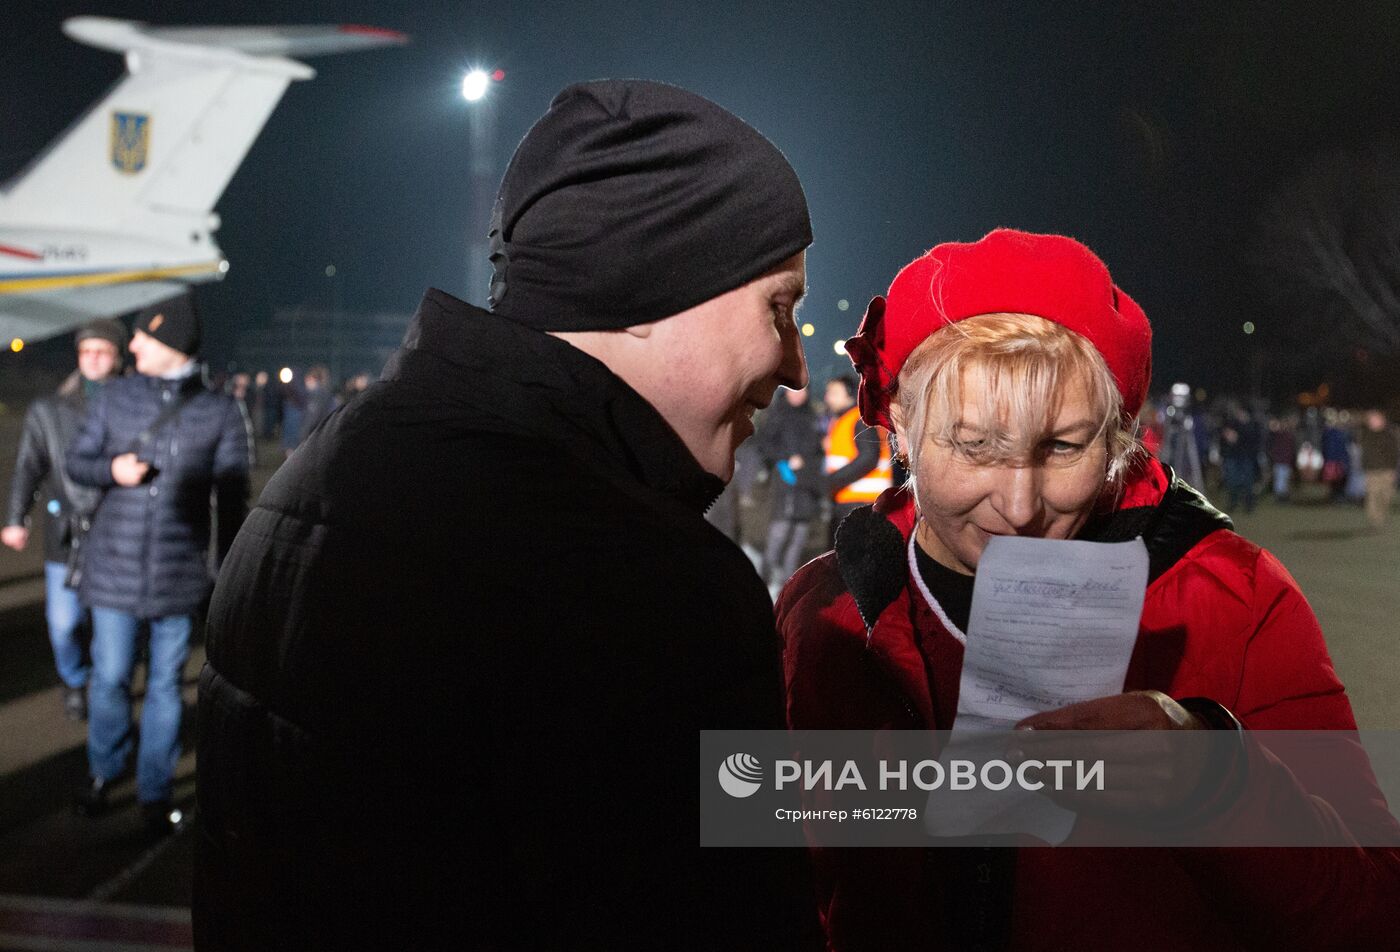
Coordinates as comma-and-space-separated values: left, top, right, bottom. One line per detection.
777, 458, 1400, 951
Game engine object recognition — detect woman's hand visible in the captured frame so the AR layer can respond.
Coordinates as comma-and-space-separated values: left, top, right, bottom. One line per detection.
1016, 690, 1203, 732
1009, 691, 1212, 818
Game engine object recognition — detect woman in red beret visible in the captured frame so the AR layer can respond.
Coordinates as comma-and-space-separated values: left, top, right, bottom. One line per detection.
777, 229, 1400, 950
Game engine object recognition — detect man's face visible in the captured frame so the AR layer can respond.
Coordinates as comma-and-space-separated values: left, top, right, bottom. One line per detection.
129, 330, 191, 377
644, 250, 808, 481
76, 340, 118, 382
825, 380, 854, 415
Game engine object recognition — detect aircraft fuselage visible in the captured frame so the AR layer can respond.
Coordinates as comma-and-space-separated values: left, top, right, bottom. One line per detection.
0, 228, 225, 297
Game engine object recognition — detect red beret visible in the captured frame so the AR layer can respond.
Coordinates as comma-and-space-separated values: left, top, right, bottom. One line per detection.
845, 229, 1152, 429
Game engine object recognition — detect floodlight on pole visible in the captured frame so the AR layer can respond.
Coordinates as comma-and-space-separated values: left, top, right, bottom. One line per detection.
462, 69, 490, 102
461, 65, 501, 304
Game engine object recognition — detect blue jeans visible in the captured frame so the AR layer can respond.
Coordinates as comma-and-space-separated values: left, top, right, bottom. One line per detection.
88, 608, 192, 803
43, 561, 88, 689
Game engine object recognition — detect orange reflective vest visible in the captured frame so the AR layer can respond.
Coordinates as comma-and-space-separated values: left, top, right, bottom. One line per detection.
824, 407, 892, 504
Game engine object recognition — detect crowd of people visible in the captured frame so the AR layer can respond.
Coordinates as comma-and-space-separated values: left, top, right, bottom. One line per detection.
219, 366, 371, 460
2, 77, 1399, 949
1141, 398, 1399, 526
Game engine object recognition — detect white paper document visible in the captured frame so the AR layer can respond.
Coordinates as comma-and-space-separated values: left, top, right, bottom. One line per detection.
956, 535, 1149, 731
924, 536, 1149, 844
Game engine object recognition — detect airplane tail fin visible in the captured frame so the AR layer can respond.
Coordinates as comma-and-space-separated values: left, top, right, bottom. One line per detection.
0, 17, 406, 235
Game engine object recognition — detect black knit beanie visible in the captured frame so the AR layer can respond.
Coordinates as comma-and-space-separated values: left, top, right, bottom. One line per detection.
134, 295, 201, 356
487, 80, 812, 330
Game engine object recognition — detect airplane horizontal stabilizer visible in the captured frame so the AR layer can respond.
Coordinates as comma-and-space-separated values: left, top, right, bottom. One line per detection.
63, 18, 408, 66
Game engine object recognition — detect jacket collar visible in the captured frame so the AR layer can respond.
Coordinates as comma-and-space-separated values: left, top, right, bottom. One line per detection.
383, 288, 725, 514
835, 457, 1233, 631
158, 358, 202, 381
139, 367, 207, 395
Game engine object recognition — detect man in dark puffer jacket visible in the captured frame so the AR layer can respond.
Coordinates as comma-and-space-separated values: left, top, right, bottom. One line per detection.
67, 296, 250, 835
195, 80, 822, 950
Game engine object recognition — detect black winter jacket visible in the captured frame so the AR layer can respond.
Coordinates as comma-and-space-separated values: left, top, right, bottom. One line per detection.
66, 369, 251, 618
194, 289, 818, 951
6, 376, 104, 563
757, 397, 826, 522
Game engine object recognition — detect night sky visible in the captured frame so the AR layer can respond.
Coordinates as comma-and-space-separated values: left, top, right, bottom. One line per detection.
6, 1, 1400, 403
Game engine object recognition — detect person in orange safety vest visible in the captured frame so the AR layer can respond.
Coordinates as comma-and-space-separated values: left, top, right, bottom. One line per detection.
823, 375, 893, 545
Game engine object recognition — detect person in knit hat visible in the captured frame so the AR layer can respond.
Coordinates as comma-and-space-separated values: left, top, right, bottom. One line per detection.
66, 293, 250, 838
779, 229, 1400, 949
4, 317, 125, 721
131, 294, 201, 358
195, 80, 820, 949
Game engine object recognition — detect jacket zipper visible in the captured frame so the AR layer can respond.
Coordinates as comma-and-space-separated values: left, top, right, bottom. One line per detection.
863, 619, 922, 727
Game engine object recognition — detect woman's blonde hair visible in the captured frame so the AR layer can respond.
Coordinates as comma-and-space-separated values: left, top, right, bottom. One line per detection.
891, 312, 1143, 492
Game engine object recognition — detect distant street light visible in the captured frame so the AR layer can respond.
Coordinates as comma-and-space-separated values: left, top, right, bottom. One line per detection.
801, 323, 815, 337
833, 339, 846, 355
279, 367, 294, 384
462, 69, 490, 102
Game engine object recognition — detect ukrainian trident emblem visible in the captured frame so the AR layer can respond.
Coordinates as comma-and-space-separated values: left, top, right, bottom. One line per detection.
110, 112, 150, 174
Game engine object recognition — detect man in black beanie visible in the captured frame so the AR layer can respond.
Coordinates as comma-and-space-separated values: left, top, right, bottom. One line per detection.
196, 81, 819, 949
67, 294, 250, 837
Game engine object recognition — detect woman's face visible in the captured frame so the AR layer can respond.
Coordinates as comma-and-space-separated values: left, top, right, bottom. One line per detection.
895, 364, 1109, 575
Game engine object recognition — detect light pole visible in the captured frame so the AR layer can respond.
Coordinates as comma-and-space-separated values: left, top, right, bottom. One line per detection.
325, 264, 343, 382
462, 69, 501, 306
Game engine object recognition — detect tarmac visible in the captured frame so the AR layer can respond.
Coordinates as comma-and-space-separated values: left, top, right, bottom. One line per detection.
0, 407, 1398, 948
